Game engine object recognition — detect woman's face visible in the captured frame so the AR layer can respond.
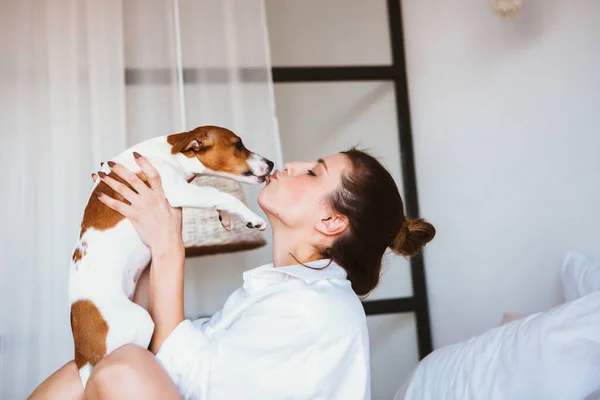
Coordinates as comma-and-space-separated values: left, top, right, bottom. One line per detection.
258, 153, 351, 231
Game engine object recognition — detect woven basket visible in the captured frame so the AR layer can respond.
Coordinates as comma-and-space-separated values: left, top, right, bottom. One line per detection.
182, 175, 266, 257
491, 0, 523, 17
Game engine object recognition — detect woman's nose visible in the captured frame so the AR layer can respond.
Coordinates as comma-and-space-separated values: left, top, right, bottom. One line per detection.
284, 161, 310, 176
283, 162, 294, 175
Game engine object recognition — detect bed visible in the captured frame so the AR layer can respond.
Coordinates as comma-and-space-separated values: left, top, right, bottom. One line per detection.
394, 251, 600, 400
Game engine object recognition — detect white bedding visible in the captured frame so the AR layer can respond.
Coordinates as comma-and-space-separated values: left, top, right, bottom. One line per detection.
395, 252, 600, 400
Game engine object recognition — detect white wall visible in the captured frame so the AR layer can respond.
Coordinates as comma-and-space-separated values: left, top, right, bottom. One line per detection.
266, 0, 600, 398
401, 0, 600, 348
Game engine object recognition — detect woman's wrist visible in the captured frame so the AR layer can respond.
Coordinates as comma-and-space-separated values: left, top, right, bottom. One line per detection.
151, 237, 185, 261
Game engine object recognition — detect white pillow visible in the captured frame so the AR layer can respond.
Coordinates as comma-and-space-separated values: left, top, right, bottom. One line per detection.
561, 251, 600, 302
395, 291, 600, 400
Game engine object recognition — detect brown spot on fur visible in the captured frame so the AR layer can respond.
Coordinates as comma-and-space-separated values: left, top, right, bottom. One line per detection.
167, 125, 252, 176
72, 248, 83, 263
71, 299, 109, 368
72, 242, 88, 271
79, 172, 151, 238
72, 242, 87, 264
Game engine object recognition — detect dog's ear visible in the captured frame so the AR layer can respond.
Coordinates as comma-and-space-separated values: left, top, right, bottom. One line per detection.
181, 136, 214, 152
167, 130, 214, 154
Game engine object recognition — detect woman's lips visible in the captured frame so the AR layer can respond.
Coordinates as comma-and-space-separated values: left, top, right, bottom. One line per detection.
265, 170, 280, 184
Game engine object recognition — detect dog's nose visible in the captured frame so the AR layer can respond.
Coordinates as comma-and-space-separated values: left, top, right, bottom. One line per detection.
266, 159, 274, 171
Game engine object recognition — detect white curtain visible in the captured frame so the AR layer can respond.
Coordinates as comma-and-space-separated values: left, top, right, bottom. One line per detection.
0, 0, 280, 397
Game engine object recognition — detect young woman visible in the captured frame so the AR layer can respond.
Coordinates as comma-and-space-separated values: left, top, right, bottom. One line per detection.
29, 148, 435, 400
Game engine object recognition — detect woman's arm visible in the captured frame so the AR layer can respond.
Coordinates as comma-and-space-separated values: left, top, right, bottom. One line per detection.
147, 240, 186, 353
130, 260, 184, 353
95, 155, 186, 354
132, 265, 150, 310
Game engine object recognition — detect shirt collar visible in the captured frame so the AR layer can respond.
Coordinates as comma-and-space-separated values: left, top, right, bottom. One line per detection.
243, 258, 347, 284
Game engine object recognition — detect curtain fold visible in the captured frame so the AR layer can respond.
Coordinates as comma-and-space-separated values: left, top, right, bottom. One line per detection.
0, 1, 279, 397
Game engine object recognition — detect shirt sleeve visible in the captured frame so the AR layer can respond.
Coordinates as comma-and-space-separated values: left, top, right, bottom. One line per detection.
155, 295, 317, 399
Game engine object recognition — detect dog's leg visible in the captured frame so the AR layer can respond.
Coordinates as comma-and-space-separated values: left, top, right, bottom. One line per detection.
72, 296, 154, 389
218, 210, 235, 231
104, 298, 155, 355
166, 184, 267, 231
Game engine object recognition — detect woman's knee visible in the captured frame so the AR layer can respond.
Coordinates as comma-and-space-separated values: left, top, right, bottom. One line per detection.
97, 343, 152, 369
86, 344, 180, 400
27, 360, 84, 400
85, 345, 147, 398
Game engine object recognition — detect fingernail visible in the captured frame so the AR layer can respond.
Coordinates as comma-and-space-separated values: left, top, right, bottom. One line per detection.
133, 152, 142, 159
219, 215, 222, 221
91, 173, 96, 178
96, 193, 104, 199
107, 161, 115, 168
98, 171, 107, 178
100, 162, 104, 167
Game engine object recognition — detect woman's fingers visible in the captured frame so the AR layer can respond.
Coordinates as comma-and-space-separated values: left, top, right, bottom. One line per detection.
97, 171, 139, 204
97, 192, 133, 218
133, 152, 164, 194
107, 161, 152, 196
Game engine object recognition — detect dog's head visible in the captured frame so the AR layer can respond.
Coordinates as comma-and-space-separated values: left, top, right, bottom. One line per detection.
167, 126, 274, 184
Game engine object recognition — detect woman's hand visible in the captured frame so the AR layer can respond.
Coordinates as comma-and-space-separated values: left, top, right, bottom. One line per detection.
94, 153, 188, 352
95, 152, 184, 257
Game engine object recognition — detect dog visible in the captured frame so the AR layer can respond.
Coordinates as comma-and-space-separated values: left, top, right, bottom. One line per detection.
69, 125, 273, 388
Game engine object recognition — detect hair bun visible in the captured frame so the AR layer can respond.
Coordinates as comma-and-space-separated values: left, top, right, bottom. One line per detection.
391, 217, 436, 257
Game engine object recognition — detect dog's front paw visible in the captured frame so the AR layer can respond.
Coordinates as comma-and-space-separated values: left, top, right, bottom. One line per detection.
242, 212, 267, 231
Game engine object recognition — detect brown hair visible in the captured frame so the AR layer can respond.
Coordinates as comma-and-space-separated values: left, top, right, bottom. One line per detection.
325, 148, 436, 297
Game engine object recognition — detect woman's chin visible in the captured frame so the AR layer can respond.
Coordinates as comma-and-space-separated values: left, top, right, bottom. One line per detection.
257, 188, 271, 213
257, 193, 281, 226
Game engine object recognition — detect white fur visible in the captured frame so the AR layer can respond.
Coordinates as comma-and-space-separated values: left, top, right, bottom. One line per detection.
69, 135, 270, 388
79, 363, 92, 388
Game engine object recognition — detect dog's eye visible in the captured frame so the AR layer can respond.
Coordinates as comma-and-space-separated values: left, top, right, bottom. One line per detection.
234, 142, 243, 151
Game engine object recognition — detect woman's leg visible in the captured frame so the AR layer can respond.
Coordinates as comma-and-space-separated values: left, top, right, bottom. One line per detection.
27, 344, 180, 400
85, 344, 181, 400
27, 360, 84, 400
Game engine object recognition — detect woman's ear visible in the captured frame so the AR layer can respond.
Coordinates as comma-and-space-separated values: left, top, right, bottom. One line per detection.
315, 213, 349, 237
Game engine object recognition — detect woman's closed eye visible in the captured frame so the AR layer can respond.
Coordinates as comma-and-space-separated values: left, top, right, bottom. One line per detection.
307, 169, 316, 177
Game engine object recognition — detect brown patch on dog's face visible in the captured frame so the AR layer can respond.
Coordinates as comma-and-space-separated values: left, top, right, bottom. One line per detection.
80, 172, 150, 238
71, 299, 109, 368
167, 125, 274, 183
168, 126, 248, 174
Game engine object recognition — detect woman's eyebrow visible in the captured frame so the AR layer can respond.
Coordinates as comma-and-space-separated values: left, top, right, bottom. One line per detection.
317, 158, 328, 172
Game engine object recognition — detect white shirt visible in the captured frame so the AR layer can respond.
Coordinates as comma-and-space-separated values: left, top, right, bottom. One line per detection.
155, 259, 371, 400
